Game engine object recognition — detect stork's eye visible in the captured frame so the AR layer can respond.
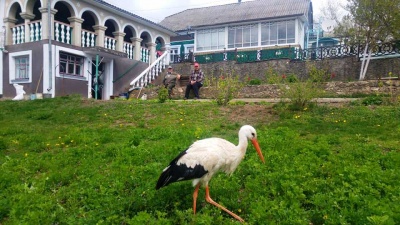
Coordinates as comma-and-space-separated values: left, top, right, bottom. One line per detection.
251, 132, 255, 137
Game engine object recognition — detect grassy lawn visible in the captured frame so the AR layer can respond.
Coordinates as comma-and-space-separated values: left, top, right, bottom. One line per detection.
0, 96, 399, 224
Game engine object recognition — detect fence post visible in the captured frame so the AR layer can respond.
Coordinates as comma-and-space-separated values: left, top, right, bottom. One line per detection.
320, 46, 323, 60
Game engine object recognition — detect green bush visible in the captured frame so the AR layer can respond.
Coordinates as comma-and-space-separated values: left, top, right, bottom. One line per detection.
362, 95, 383, 105
210, 74, 244, 106
280, 81, 322, 110
307, 62, 330, 82
286, 74, 299, 83
158, 87, 169, 103
265, 68, 284, 84
248, 78, 262, 85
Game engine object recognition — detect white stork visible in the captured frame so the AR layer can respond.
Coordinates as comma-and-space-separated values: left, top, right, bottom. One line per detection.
156, 125, 265, 222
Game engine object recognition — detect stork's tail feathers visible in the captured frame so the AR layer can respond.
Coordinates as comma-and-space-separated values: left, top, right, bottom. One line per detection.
156, 165, 174, 189
156, 150, 188, 190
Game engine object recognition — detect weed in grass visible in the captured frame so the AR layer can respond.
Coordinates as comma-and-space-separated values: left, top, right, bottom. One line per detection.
248, 78, 262, 85
362, 95, 383, 106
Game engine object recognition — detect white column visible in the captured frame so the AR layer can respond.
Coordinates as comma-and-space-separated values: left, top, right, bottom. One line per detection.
131, 37, 142, 61
68, 17, 84, 47
3, 18, 18, 45
93, 25, 107, 47
39, 7, 57, 41
20, 13, 35, 43
112, 31, 126, 52
164, 43, 171, 65
147, 42, 156, 64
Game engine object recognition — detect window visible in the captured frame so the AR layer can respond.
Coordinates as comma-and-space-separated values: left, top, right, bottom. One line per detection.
15, 56, 29, 80
170, 47, 179, 62
261, 20, 296, 46
196, 28, 225, 51
228, 24, 258, 49
286, 20, 296, 43
59, 52, 84, 76
9, 50, 32, 83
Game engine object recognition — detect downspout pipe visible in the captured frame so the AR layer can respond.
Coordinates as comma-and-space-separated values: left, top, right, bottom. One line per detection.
47, 0, 52, 92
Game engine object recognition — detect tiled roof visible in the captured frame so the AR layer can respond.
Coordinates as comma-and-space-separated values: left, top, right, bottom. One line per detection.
160, 0, 311, 32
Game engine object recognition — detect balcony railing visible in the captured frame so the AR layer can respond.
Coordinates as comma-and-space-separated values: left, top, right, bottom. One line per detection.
104, 36, 116, 50
123, 42, 134, 59
11, 24, 25, 44
28, 20, 42, 42
171, 41, 400, 64
54, 22, 72, 44
141, 47, 150, 63
81, 30, 97, 47
9, 20, 154, 63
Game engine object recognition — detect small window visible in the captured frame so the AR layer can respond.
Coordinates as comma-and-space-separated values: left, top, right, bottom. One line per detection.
15, 56, 30, 80
59, 52, 84, 76
9, 50, 32, 83
170, 48, 179, 62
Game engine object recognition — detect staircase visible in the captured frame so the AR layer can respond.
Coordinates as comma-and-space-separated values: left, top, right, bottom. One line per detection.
129, 51, 168, 91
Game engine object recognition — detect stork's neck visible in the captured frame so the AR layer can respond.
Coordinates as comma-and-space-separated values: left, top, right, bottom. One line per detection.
222, 133, 250, 175
237, 134, 249, 154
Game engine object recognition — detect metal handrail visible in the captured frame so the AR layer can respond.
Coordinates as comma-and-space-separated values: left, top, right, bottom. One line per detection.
129, 51, 168, 88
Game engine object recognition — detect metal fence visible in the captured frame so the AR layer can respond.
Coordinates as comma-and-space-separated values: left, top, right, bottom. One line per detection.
172, 41, 400, 64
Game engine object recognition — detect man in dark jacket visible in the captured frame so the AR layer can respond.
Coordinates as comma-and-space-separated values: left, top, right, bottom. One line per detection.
163, 66, 181, 98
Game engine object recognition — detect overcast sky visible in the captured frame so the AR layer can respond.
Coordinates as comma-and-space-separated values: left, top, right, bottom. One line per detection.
105, 0, 347, 30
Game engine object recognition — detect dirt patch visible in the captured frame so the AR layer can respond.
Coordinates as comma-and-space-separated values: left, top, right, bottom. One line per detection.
219, 104, 278, 125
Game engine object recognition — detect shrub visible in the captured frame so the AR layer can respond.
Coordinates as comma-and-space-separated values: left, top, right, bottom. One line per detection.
286, 74, 299, 83
248, 78, 262, 85
362, 95, 383, 106
307, 62, 330, 82
158, 87, 168, 103
210, 74, 244, 106
280, 81, 322, 110
265, 68, 284, 84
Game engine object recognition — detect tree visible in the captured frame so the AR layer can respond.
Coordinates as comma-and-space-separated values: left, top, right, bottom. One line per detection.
328, 0, 400, 80
376, 0, 400, 40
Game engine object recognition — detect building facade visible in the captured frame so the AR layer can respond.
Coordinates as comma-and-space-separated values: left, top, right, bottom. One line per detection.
160, 0, 313, 63
0, 0, 175, 100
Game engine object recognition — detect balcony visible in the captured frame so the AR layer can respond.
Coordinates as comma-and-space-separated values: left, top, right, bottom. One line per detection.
9, 20, 152, 64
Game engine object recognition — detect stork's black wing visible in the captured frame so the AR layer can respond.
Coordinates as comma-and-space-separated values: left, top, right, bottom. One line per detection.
156, 149, 208, 190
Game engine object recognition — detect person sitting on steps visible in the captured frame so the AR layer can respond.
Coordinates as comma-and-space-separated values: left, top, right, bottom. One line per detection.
184, 62, 204, 100
163, 65, 181, 98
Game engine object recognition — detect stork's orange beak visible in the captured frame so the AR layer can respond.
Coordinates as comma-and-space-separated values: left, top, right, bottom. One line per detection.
251, 139, 265, 163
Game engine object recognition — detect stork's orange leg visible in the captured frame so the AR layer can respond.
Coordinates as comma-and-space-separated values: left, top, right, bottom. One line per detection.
204, 185, 245, 223
192, 183, 201, 214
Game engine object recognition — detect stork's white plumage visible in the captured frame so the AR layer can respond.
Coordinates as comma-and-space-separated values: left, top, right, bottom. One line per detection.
156, 125, 264, 222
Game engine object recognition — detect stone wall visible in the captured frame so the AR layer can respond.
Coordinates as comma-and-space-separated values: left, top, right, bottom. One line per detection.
133, 56, 400, 99
170, 57, 400, 82
131, 79, 400, 99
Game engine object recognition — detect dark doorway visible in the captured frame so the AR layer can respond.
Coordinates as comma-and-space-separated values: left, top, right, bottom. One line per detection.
91, 62, 105, 99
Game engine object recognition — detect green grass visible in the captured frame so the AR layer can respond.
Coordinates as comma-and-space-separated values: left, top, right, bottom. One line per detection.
1, 96, 399, 224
